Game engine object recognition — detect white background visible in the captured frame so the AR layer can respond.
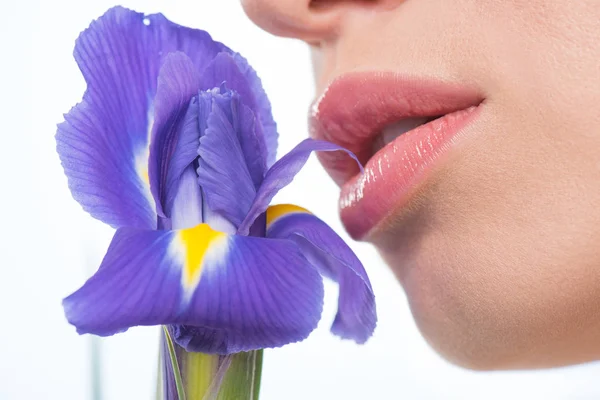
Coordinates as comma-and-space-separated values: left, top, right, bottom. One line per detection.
1, 0, 599, 399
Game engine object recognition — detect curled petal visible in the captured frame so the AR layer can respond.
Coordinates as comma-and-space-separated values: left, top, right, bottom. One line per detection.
197, 89, 257, 227
57, 7, 158, 229
238, 139, 362, 235
56, 6, 226, 229
266, 206, 377, 343
148, 52, 201, 218
202, 52, 275, 169
63, 225, 324, 354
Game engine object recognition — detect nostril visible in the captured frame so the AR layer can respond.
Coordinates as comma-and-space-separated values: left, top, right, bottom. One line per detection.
309, 0, 381, 10
310, 0, 404, 12
243, 0, 399, 42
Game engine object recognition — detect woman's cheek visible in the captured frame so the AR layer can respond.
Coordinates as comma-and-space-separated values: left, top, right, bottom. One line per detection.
374, 117, 600, 369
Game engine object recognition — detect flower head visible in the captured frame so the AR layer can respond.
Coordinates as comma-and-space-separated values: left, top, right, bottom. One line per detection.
58, 6, 376, 355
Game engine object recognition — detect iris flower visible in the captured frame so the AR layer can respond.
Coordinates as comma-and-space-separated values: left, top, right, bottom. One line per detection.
57, 6, 376, 398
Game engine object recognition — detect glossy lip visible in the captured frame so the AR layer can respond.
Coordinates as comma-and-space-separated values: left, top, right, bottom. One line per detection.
309, 72, 484, 239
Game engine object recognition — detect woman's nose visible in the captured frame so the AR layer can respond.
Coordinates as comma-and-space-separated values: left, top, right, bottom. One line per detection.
241, 0, 403, 43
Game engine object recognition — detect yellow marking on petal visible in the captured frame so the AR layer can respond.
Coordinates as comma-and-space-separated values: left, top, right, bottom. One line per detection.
135, 144, 155, 210
266, 204, 312, 228
178, 223, 227, 289
141, 168, 150, 185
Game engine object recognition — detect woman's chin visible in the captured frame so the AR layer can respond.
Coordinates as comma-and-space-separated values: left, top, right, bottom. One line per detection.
376, 209, 600, 371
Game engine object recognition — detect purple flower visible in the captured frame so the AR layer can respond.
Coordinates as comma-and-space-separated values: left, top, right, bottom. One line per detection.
58, 6, 376, 355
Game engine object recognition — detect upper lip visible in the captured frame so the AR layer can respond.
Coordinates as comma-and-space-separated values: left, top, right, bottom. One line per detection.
309, 72, 484, 186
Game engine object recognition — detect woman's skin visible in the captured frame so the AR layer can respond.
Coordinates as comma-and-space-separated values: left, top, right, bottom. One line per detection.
241, 0, 600, 370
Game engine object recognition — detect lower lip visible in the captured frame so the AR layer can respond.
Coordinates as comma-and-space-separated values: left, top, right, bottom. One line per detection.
339, 105, 481, 239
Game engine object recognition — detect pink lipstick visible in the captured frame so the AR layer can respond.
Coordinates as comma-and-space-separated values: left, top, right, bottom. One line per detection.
310, 72, 483, 239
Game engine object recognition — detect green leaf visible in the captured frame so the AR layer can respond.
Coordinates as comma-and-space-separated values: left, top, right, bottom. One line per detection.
163, 326, 187, 400
215, 350, 263, 400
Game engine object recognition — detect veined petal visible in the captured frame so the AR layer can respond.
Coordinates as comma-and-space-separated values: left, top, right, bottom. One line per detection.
172, 233, 324, 354
266, 205, 377, 344
56, 6, 226, 229
197, 89, 257, 227
163, 98, 202, 221
202, 52, 275, 170
63, 228, 183, 336
148, 52, 201, 218
238, 139, 362, 235
63, 225, 324, 354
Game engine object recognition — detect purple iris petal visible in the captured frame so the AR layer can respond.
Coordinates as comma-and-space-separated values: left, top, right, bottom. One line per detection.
63, 226, 324, 354
171, 234, 324, 353
63, 228, 181, 336
56, 6, 227, 229
238, 139, 363, 235
148, 52, 201, 218
202, 52, 275, 170
163, 100, 202, 223
267, 212, 376, 343
197, 89, 257, 227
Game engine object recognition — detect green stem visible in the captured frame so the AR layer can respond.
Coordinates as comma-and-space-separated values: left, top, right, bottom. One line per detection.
185, 351, 218, 399
159, 329, 264, 400
252, 350, 263, 400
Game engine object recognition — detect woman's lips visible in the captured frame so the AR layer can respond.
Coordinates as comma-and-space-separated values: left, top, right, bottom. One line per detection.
309, 72, 483, 239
